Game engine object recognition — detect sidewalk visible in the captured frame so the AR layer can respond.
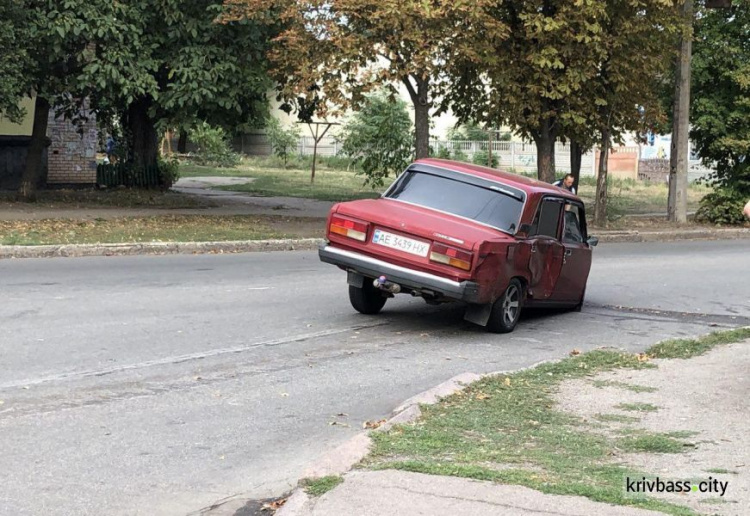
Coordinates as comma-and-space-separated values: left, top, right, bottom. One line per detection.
273, 336, 749, 516
289, 470, 664, 516
0, 177, 335, 221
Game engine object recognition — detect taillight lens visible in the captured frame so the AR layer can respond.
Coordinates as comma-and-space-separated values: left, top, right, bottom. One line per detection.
330, 215, 370, 242
430, 243, 473, 271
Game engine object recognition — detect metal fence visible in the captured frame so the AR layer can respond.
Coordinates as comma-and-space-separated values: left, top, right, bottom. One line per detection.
294, 136, 714, 181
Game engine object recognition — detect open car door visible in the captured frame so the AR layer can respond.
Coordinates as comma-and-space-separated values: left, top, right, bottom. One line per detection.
526, 197, 565, 301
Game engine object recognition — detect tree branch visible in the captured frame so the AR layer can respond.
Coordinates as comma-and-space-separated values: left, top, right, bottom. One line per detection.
402, 75, 418, 102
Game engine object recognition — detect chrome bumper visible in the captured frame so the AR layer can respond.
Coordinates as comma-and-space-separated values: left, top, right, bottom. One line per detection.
319, 244, 481, 303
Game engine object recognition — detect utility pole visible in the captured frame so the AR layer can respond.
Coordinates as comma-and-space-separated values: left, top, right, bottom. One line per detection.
668, 0, 693, 223
668, 0, 730, 222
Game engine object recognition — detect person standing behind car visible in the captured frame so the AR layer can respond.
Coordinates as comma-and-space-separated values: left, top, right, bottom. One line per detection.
553, 174, 577, 195
106, 135, 117, 164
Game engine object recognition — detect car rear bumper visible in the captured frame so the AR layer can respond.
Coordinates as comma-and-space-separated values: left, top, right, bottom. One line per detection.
319, 244, 481, 303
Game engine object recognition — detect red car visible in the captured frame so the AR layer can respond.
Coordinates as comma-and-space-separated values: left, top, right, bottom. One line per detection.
319, 159, 598, 332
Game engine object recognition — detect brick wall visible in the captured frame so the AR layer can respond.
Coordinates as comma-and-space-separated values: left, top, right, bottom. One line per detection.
595, 147, 640, 180
46, 102, 97, 184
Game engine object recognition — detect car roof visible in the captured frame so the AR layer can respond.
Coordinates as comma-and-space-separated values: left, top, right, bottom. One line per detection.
413, 158, 581, 201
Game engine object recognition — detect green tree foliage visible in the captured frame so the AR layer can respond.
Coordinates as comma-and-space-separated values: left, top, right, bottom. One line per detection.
340, 91, 413, 187
226, 0, 507, 161
691, 0, 750, 221
446, 1, 608, 183
472, 150, 499, 168
1, 1, 137, 199
448, 123, 491, 142
695, 188, 748, 225
446, 0, 679, 196
1, 1, 275, 197
98, 1, 276, 170
188, 122, 241, 168
265, 118, 301, 166
0, 1, 31, 122
587, 0, 680, 226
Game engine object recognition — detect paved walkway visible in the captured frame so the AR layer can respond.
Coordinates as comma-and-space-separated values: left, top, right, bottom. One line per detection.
0, 177, 334, 220
171, 176, 334, 218
284, 470, 663, 516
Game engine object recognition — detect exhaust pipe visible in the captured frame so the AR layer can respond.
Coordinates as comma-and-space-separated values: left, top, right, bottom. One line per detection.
374, 275, 401, 294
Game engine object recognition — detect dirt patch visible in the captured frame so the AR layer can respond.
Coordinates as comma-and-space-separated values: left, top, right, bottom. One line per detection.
555, 340, 750, 514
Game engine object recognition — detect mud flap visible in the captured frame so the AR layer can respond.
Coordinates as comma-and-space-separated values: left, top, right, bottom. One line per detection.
347, 271, 365, 288
464, 302, 493, 326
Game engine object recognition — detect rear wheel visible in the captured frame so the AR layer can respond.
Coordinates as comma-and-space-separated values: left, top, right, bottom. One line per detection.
486, 279, 523, 333
349, 281, 387, 315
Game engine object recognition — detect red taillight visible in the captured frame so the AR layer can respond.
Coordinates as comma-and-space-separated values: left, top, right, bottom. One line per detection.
330, 215, 370, 242
430, 243, 473, 271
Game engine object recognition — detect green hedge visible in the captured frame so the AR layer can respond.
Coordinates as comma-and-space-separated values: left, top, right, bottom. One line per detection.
97, 159, 179, 189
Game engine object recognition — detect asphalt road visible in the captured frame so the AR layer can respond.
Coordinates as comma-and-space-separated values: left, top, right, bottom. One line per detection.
0, 240, 748, 515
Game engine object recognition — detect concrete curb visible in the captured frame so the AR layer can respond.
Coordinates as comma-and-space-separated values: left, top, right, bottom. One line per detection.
596, 227, 749, 243
276, 372, 482, 516
0, 228, 747, 260
0, 238, 325, 260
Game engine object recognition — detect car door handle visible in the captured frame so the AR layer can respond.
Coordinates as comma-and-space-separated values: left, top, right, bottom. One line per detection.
565, 249, 572, 257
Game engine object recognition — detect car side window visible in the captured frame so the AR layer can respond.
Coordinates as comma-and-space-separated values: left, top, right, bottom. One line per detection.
563, 204, 585, 244
531, 198, 563, 239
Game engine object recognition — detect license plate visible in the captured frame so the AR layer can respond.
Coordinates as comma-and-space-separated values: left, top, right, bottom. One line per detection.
372, 229, 429, 257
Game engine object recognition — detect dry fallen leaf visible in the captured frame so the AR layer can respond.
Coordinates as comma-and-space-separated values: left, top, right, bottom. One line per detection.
569, 348, 581, 356
475, 393, 491, 400
334, 413, 349, 418
329, 421, 350, 428
636, 353, 650, 362
363, 419, 387, 430
261, 498, 287, 511
504, 377, 512, 387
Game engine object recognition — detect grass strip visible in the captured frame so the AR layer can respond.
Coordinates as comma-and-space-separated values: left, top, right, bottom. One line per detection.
366, 329, 749, 516
301, 476, 344, 497
0, 215, 321, 245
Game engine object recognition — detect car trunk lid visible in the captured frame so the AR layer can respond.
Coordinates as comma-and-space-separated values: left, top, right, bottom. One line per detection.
329, 198, 513, 280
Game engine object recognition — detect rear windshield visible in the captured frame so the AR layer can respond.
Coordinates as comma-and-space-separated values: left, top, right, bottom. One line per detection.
385, 170, 524, 233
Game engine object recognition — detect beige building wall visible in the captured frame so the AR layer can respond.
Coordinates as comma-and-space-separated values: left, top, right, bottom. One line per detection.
0, 97, 35, 136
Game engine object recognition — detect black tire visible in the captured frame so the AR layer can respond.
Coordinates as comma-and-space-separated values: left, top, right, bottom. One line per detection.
486, 279, 523, 333
349, 281, 387, 315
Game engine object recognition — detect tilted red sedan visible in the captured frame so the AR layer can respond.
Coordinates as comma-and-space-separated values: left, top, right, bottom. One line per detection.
319, 159, 598, 332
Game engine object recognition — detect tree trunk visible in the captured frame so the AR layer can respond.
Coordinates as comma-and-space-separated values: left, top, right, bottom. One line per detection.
534, 127, 556, 183
668, 0, 693, 223
570, 140, 583, 191
127, 97, 159, 169
594, 130, 611, 227
177, 130, 188, 153
404, 75, 430, 160
18, 96, 51, 201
